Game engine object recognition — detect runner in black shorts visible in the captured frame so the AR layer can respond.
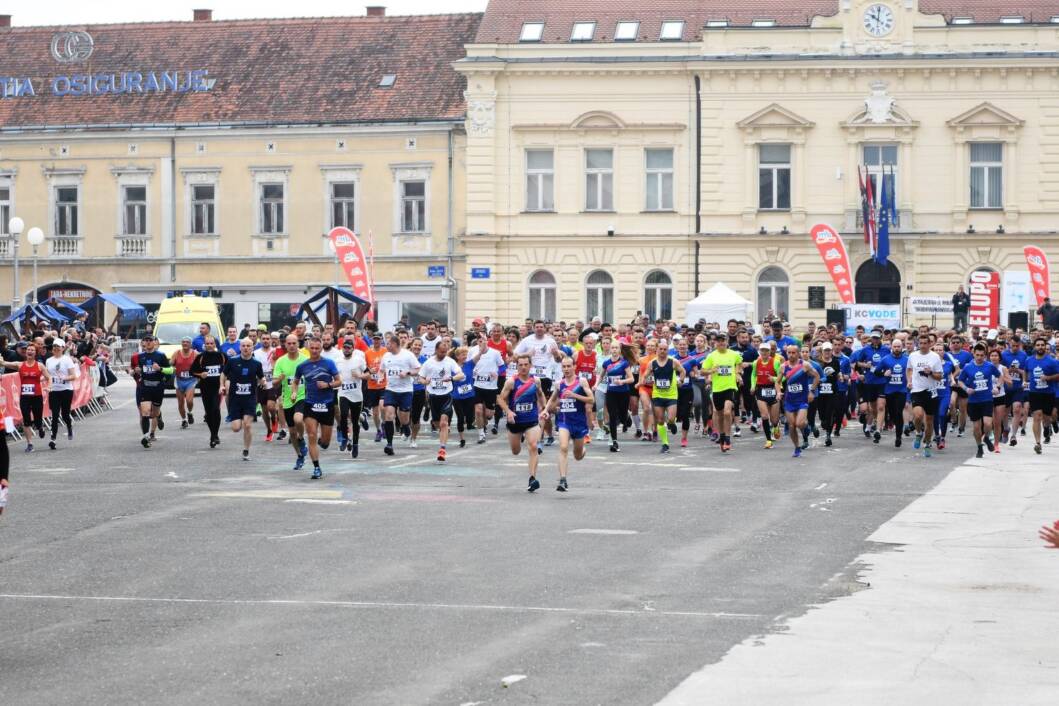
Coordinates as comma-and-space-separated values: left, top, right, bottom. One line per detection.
131, 335, 170, 449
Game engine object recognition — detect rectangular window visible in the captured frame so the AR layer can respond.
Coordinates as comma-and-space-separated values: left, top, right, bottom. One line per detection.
122, 185, 147, 236
401, 180, 426, 232
862, 143, 898, 203
519, 22, 544, 42
614, 21, 639, 41
571, 21, 596, 41
645, 148, 674, 211
585, 148, 614, 211
970, 142, 1003, 209
55, 186, 78, 236
758, 144, 791, 210
0, 187, 9, 236
260, 183, 284, 234
191, 184, 216, 235
330, 182, 356, 229
525, 150, 555, 212
660, 20, 684, 40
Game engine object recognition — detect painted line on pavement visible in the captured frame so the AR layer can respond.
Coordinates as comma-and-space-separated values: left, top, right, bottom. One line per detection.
0, 593, 763, 620
283, 499, 355, 505
568, 529, 639, 535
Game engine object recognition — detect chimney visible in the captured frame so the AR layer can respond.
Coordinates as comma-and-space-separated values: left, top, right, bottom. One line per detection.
193, 9, 213, 22
366, 6, 386, 17
0, 15, 11, 28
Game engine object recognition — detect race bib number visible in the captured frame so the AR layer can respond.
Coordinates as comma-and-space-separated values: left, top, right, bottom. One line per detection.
457, 384, 472, 395
51, 376, 63, 386
236, 383, 251, 396
760, 387, 776, 398
311, 402, 329, 413
21, 384, 35, 395
819, 383, 833, 394
608, 375, 624, 386
386, 368, 403, 379
264, 372, 273, 383
788, 383, 804, 394
559, 398, 576, 413
718, 365, 731, 376
178, 370, 191, 378
430, 380, 447, 393
515, 402, 532, 413
532, 366, 547, 377
373, 371, 385, 383
974, 379, 988, 392
341, 382, 357, 392
475, 374, 492, 384
890, 374, 904, 386
931, 388, 939, 399
1037, 378, 1049, 389
578, 371, 593, 380
655, 378, 671, 390
206, 365, 221, 378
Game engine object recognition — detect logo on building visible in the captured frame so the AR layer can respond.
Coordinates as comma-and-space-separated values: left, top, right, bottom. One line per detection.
50, 31, 95, 63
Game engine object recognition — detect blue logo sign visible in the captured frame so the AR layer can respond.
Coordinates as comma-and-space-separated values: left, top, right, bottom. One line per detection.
427, 265, 446, 278
471, 267, 491, 279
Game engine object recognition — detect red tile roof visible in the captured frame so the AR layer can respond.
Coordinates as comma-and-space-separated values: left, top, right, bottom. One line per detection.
0, 13, 482, 129
475, 0, 1059, 43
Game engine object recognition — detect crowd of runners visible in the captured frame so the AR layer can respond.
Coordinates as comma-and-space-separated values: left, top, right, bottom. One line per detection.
3, 312, 1059, 515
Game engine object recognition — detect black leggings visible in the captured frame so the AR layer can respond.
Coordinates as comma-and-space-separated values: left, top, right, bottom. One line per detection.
453, 397, 476, 432
201, 389, 222, 438
411, 390, 426, 426
0, 433, 8, 483
885, 392, 906, 430
338, 398, 363, 445
677, 387, 694, 432
606, 389, 631, 441
19, 395, 44, 436
48, 389, 73, 439
817, 394, 842, 434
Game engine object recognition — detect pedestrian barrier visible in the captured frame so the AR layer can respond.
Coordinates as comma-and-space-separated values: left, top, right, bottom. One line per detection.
0, 360, 113, 438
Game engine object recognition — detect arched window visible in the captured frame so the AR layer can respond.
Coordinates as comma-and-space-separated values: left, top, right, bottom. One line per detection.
756, 266, 789, 321
586, 270, 614, 322
528, 270, 556, 321
644, 270, 672, 322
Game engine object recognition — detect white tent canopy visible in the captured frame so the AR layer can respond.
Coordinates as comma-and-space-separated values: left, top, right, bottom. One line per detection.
685, 282, 753, 326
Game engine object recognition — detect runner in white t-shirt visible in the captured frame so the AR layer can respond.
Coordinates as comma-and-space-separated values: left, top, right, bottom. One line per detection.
417, 339, 464, 462
907, 333, 944, 456
335, 340, 369, 458
379, 339, 421, 455
44, 343, 79, 451
470, 341, 505, 444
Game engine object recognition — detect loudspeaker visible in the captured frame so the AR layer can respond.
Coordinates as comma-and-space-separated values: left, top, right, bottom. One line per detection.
1008, 311, 1029, 331
826, 308, 847, 330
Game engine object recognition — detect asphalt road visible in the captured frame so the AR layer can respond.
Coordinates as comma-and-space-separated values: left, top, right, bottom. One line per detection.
1, 380, 962, 705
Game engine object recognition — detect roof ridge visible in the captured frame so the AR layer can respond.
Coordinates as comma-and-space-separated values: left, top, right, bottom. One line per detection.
0, 12, 483, 32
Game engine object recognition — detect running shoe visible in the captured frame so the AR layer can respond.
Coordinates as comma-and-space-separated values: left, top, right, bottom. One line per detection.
140, 436, 150, 449
635, 429, 643, 439
873, 430, 881, 444
0, 483, 8, 514
721, 441, 731, 453
351, 443, 359, 459
610, 441, 619, 453
937, 438, 946, 450
773, 427, 782, 441
339, 434, 348, 452
242, 450, 249, 462
360, 414, 370, 431
209, 437, 219, 449
527, 476, 540, 492
556, 477, 568, 493
764, 439, 773, 449
732, 427, 742, 438
1001, 432, 1009, 444
150, 432, 156, 441
668, 422, 677, 435
37, 426, 45, 439
188, 413, 195, 425
811, 427, 820, 439
660, 444, 670, 454
895, 436, 902, 448
181, 420, 189, 430
459, 439, 466, 448
957, 429, 964, 438
375, 429, 384, 443
491, 424, 499, 435
311, 466, 322, 480
265, 431, 274, 442
680, 438, 688, 448
863, 427, 871, 438
1010, 437, 1018, 447
984, 435, 995, 452
924, 448, 932, 458
384, 445, 394, 456
294, 455, 305, 471
1021, 427, 1027, 436
975, 446, 984, 458
825, 436, 832, 447
477, 432, 487, 444
584, 435, 592, 445
793, 447, 802, 458
299, 439, 308, 457
409, 439, 418, 449
913, 434, 922, 450
594, 428, 606, 441
437, 448, 446, 462
157, 416, 164, 431
994, 446, 1001, 454
545, 436, 555, 446
1035, 443, 1043, 454
24, 443, 32, 453
750, 422, 759, 433
277, 429, 287, 441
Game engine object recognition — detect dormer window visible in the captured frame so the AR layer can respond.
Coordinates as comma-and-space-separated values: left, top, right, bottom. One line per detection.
706, 20, 729, 28
614, 21, 639, 41
519, 22, 544, 42
571, 21, 596, 42
660, 20, 684, 40
751, 19, 776, 28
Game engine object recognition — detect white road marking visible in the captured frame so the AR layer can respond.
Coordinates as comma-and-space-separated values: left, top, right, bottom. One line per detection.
501, 675, 527, 688
165, 472, 179, 479
21, 467, 74, 474
673, 467, 741, 473
283, 499, 355, 505
0, 593, 762, 619
266, 528, 354, 540
814, 482, 828, 490
568, 529, 639, 535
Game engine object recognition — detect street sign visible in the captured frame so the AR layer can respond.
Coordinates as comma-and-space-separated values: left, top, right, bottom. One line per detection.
427, 265, 446, 278
471, 267, 491, 279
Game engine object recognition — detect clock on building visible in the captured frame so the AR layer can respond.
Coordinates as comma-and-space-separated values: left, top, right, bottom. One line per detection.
863, 4, 895, 37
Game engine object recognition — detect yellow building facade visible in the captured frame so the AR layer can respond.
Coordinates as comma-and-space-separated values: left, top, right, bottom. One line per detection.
458, 0, 1059, 328
0, 9, 479, 330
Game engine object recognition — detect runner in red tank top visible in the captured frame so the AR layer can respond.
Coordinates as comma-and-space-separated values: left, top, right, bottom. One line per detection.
574, 342, 599, 440
2, 343, 48, 450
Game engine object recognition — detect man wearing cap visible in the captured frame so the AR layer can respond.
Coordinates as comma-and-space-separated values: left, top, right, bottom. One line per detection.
131, 335, 172, 449
765, 320, 799, 351
852, 330, 891, 442
171, 336, 200, 429
815, 341, 844, 447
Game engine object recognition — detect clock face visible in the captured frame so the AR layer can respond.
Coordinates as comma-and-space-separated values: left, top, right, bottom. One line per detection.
863, 4, 895, 37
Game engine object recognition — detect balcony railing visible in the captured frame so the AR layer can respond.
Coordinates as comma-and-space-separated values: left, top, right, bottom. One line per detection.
0, 237, 11, 258
48, 237, 82, 257
116, 236, 150, 257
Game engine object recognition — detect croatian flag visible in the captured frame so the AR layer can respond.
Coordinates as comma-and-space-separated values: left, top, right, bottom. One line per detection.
875, 166, 892, 265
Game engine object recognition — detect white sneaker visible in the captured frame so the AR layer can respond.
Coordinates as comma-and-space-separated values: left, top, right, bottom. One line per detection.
409, 439, 418, 449
594, 428, 606, 441
732, 427, 742, 437
0, 483, 8, 513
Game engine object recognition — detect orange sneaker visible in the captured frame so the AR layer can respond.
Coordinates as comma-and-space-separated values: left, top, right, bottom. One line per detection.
437, 448, 446, 462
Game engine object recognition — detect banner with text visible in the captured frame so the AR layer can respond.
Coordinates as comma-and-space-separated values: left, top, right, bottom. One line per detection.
841, 304, 901, 334
328, 227, 374, 311
968, 269, 1000, 329
1023, 245, 1051, 308
908, 296, 950, 315
1001, 270, 1032, 319
810, 224, 855, 304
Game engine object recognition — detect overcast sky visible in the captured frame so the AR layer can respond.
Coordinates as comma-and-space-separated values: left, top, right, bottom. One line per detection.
7, 0, 489, 26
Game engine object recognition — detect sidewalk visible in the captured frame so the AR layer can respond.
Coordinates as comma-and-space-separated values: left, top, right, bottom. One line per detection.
659, 442, 1059, 706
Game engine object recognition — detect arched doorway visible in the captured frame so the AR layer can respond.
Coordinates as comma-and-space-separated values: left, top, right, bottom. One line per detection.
855, 261, 901, 304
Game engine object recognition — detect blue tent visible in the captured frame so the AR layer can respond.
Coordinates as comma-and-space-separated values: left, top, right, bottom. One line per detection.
82, 292, 147, 323
3, 302, 70, 326
46, 296, 89, 318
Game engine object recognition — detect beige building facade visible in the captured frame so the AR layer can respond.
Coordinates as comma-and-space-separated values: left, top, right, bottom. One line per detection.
0, 9, 479, 331
458, 0, 1059, 329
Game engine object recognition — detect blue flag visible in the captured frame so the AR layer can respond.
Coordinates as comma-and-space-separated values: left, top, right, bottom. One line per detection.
875, 169, 890, 265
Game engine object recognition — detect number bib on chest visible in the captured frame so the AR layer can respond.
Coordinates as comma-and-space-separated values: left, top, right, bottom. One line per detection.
21, 384, 35, 395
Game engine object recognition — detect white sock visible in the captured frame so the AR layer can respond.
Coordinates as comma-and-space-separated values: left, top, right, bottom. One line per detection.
632, 414, 642, 431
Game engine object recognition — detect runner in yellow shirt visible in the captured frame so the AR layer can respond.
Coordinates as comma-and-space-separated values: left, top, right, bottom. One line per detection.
702, 336, 745, 453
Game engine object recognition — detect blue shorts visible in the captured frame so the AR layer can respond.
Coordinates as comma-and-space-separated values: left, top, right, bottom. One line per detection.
383, 389, 413, 412
558, 419, 589, 438
784, 401, 809, 414
175, 376, 197, 392
226, 395, 258, 422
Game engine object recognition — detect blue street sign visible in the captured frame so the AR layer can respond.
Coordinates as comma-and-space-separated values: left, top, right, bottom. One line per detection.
471, 267, 491, 279
427, 265, 446, 278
